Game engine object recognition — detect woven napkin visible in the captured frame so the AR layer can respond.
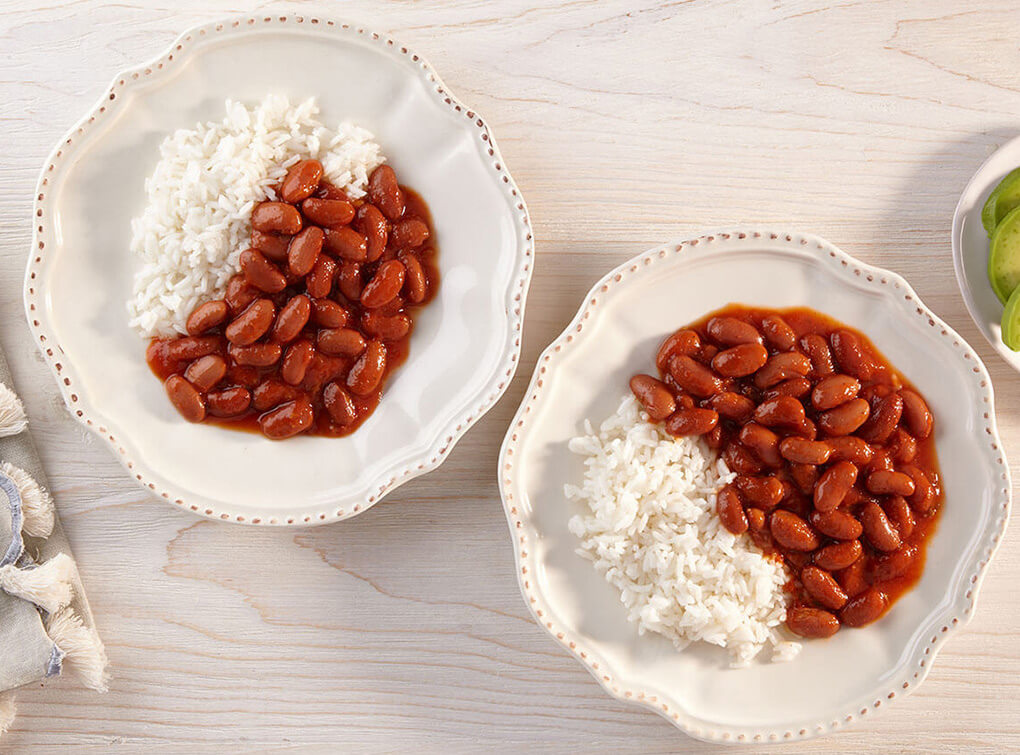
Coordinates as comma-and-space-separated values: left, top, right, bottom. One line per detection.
0, 347, 107, 736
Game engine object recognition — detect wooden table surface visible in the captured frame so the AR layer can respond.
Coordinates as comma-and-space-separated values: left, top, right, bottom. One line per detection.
2, 1, 1018, 751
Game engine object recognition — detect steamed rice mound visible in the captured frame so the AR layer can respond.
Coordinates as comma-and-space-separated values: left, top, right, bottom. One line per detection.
566, 395, 800, 666
127, 95, 384, 337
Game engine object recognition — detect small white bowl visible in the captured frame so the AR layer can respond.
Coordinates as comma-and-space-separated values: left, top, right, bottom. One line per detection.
952, 135, 1020, 370
498, 230, 1010, 742
25, 15, 533, 525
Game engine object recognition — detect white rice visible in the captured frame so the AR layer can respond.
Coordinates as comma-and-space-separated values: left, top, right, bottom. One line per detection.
127, 95, 385, 337
566, 395, 800, 667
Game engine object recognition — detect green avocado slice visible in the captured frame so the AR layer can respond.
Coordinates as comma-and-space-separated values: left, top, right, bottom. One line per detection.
982, 167, 1020, 237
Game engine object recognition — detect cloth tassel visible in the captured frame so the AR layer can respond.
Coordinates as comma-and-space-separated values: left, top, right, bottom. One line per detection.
0, 384, 26, 439
0, 553, 76, 614
0, 692, 15, 735
45, 607, 109, 692
0, 462, 54, 539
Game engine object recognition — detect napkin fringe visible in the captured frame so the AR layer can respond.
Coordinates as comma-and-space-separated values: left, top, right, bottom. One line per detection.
0, 462, 54, 539
0, 692, 14, 735
46, 607, 109, 693
0, 553, 75, 614
0, 384, 26, 439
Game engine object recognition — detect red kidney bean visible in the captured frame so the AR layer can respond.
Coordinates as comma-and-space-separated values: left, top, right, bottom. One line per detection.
228, 342, 282, 367
790, 462, 819, 494
813, 460, 858, 512
399, 253, 428, 304
753, 352, 812, 388
252, 379, 299, 411
166, 336, 223, 362
811, 374, 860, 410
739, 423, 783, 467
830, 330, 874, 381
753, 395, 807, 429
716, 484, 748, 534
888, 428, 918, 464
361, 260, 406, 309
761, 314, 796, 351
656, 330, 701, 371
860, 500, 902, 552
771, 510, 820, 551
871, 544, 917, 582
270, 295, 311, 343
802, 566, 848, 610
900, 389, 933, 439
368, 165, 405, 221
667, 355, 723, 397
836, 558, 868, 598
664, 408, 719, 436
735, 475, 784, 509
286, 226, 323, 277
866, 470, 915, 497
225, 275, 260, 314
706, 316, 763, 346
902, 465, 937, 515
711, 343, 768, 377
226, 366, 261, 388
355, 204, 389, 262
310, 299, 348, 329
800, 333, 836, 376
840, 588, 887, 627
723, 443, 764, 475
206, 386, 252, 417
697, 343, 719, 363
323, 382, 359, 426
859, 392, 903, 443
300, 197, 355, 227
779, 437, 832, 465
186, 300, 229, 336
705, 392, 753, 420
882, 495, 915, 540
251, 202, 303, 235
810, 509, 863, 540
240, 248, 287, 293
281, 159, 323, 203
348, 340, 387, 396
259, 396, 315, 439
705, 424, 724, 449
826, 436, 874, 465
184, 355, 227, 392
390, 218, 430, 249
165, 376, 205, 422
338, 262, 363, 301
224, 299, 275, 346
818, 398, 870, 436
629, 374, 677, 421
279, 340, 315, 386
764, 377, 812, 400
324, 227, 368, 261
786, 607, 840, 638
362, 312, 412, 341
317, 328, 366, 356
251, 230, 291, 261
813, 539, 863, 570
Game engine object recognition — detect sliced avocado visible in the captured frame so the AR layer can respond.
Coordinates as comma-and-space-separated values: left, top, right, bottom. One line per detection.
989, 205, 1020, 304
982, 167, 1020, 237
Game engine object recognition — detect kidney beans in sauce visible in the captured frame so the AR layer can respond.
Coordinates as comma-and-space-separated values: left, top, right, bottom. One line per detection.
632, 306, 943, 638
147, 167, 438, 440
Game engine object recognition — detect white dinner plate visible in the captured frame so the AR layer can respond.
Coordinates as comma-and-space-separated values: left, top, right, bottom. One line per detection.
25, 15, 533, 525
498, 230, 1010, 742
953, 134, 1020, 370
